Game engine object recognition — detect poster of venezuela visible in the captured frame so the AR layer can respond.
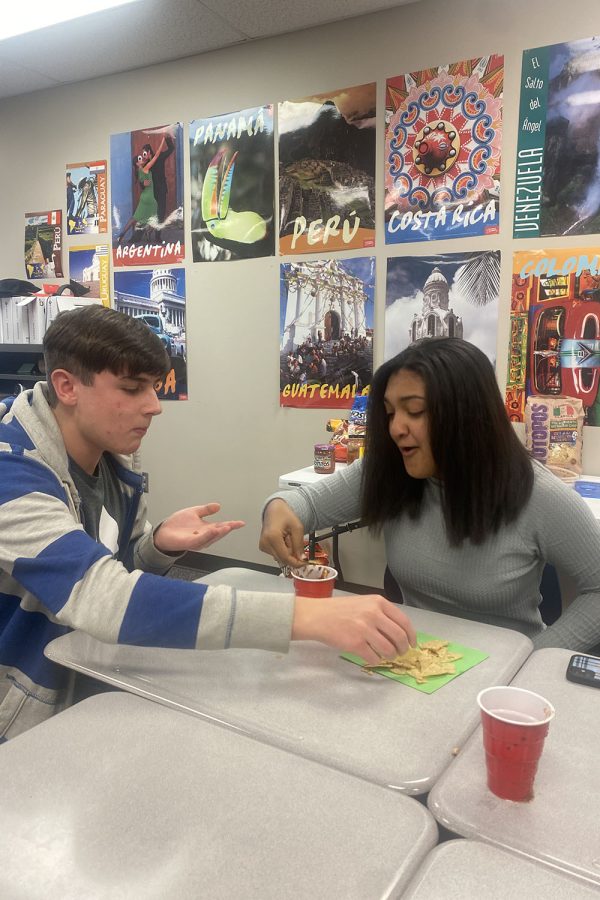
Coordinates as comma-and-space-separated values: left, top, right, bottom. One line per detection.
506, 247, 600, 425
280, 257, 374, 408
385, 251, 499, 364
513, 36, 600, 238
66, 160, 108, 236
110, 123, 184, 267
68, 245, 110, 306
385, 55, 503, 243
113, 267, 187, 401
189, 105, 274, 262
279, 83, 376, 254
24, 210, 63, 279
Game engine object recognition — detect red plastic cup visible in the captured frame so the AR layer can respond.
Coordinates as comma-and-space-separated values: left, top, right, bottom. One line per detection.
477, 686, 555, 802
292, 564, 338, 598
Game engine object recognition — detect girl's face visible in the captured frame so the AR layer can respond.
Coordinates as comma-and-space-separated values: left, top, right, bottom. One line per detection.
383, 369, 438, 479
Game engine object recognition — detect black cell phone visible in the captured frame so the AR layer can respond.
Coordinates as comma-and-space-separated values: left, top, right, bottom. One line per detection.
566, 654, 600, 688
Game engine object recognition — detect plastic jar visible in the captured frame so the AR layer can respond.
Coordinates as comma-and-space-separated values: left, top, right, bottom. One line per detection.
314, 443, 336, 474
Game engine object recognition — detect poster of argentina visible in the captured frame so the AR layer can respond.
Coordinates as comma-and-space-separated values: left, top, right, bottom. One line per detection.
189, 105, 275, 262
113, 268, 187, 401
513, 36, 600, 238
385, 55, 503, 243
66, 161, 107, 235
280, 257, 374, 409
279, 83, 376, 254
385, 251, 500, 365
110, 123, 184, 267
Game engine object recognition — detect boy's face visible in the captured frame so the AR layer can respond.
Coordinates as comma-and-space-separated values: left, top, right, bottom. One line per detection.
71, 370, 161, 459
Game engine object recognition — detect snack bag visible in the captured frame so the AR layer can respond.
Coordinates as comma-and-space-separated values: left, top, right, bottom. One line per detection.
525, 396, 584, 474
349, 395, 368, 437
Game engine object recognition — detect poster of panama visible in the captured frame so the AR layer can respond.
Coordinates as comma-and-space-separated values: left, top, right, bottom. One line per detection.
385, 55, 503, 243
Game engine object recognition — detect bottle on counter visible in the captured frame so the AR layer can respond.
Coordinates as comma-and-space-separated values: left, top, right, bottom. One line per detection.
346, 434, 365, 465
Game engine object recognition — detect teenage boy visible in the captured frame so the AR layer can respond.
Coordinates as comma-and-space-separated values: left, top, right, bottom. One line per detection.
0, 305, 415, 740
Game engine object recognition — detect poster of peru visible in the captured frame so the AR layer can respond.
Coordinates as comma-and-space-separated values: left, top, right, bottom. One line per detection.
68, 245, 110, 306
113, 267, 187, 400
110, 123, 184, 267
513, 36, 600, 238
66, 160, 108, 235
279, 83, 376, 254
385, 251, 500, 364
24, 210, 63, 279
189, 105, 275, 262
385, 56, 503, 243
280, 257, 374, 409
506, 247, 600, 425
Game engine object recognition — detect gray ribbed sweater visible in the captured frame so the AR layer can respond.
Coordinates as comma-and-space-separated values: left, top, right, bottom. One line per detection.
266, 459, 600, 651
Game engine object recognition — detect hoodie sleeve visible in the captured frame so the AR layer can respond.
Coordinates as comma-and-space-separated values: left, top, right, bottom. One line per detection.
0, 453, 293, 653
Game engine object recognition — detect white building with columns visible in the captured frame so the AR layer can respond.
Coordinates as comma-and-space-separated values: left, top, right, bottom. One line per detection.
281, 259, 369, 352
409, 266, 463, 343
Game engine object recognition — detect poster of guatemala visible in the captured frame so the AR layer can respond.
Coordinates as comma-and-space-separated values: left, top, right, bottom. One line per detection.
110, 123, 184, 267
513, 36, 600, 238
189, 105, 275, 261
385, 55, 503, 243
280, 257, 374, 408
385, 251, 500, 364
506, 247, 600, 426
113, 268, 187, 400
24, 210, 64, 279
66, 160, 108, 235
68, 245, 110, 306
279, 83, 376, 254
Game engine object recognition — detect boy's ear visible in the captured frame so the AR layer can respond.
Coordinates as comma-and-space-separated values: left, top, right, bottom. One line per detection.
50, 369, 81, 406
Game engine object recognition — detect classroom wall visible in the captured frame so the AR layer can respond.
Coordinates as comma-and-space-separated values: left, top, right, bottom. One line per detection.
0, 0, 598, 586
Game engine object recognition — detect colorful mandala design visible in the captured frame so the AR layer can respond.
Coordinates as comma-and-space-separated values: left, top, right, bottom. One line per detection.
385, 70, 502, 213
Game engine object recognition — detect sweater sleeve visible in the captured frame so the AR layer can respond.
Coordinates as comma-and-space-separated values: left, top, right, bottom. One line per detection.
527, 465, 600, 651
263, 459, 364, 532
0, 454, 293, 653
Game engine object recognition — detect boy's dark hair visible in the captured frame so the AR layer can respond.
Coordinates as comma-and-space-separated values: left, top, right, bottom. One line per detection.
43, 305, 170, 407
361, 337, 534, 545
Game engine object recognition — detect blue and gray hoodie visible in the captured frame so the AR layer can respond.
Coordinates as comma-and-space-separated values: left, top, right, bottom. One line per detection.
0, 383, 293, 740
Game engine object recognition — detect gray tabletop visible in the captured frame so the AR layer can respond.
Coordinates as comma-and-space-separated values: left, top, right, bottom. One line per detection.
402, 840, 600, 898
0, 692, 437, 900
45, 568, 532, 795
428, 648, 600, 887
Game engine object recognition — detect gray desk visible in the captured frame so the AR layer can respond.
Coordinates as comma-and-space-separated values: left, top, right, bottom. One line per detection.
45, 569, 532, 795
428, 648, 600, 887
0, 692, 437, 899
402, 840, 600, 899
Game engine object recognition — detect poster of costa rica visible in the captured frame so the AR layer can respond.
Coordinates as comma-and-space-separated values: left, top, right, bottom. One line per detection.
385, 55, 503, 243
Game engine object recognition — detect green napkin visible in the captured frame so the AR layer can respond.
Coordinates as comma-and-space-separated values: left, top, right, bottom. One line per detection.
341, 631, 489, 694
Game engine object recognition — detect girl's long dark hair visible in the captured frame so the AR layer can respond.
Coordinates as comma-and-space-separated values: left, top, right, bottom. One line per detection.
361, 337, 534, 545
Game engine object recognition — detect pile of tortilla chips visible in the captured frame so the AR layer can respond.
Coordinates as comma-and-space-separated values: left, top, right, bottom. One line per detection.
363, 640, 463, 684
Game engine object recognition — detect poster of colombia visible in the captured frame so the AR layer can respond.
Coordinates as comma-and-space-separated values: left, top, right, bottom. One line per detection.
506, 247, 600, 426
279, 83, 376, 254
385, 55, 503, 243
280, 257, 374, 408
513, 35, 600, 238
